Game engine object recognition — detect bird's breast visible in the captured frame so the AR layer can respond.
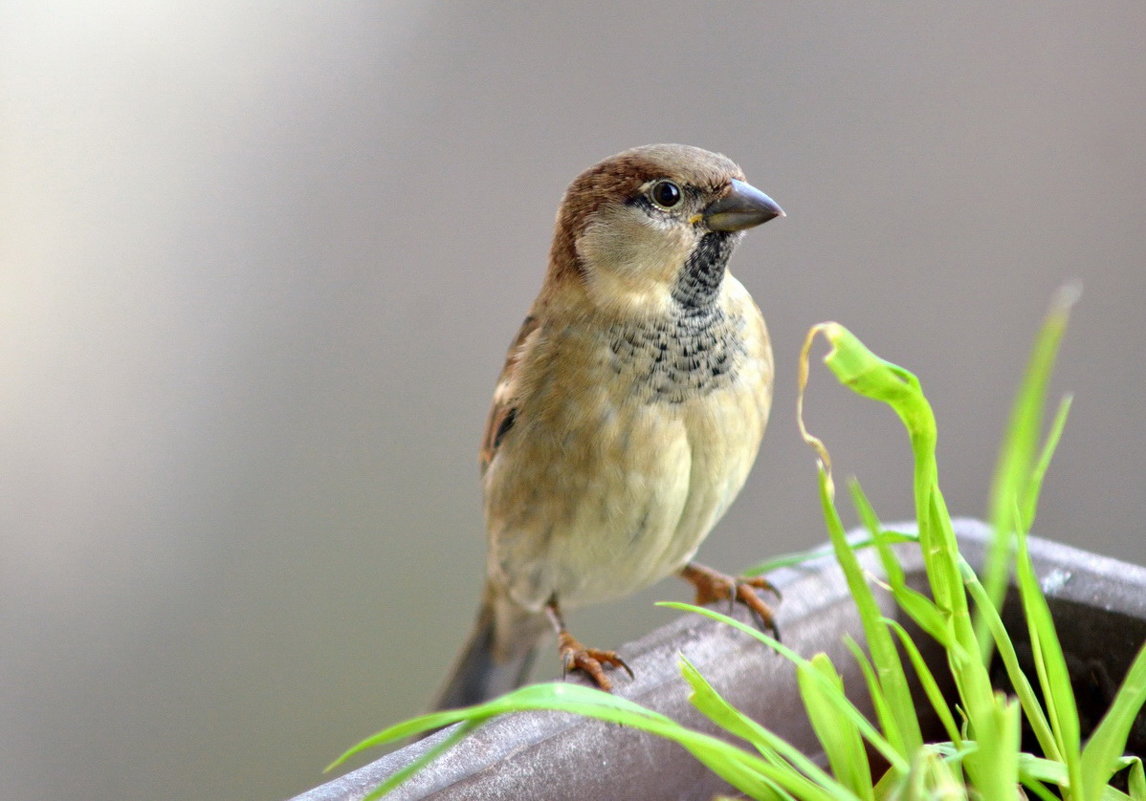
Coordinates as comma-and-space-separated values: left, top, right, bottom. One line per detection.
484, 290, 772, 611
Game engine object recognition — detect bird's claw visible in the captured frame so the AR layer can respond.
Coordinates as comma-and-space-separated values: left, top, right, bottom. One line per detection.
557, 631, 633, 691
681, 563, 781, 637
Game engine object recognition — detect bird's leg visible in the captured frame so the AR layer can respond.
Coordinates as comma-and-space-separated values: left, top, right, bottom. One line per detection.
680, 562, 781, 637
545, 597, 633, 691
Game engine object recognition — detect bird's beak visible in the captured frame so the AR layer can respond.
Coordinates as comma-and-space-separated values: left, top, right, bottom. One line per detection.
703, 179, 785, 232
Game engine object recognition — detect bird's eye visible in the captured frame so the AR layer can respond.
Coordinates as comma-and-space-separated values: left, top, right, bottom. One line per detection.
649, 180, 682, 209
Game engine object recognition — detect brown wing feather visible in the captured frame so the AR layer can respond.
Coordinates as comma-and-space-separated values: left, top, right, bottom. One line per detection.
479, 314, 540, 474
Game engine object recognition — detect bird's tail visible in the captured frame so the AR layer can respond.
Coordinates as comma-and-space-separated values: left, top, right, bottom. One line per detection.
431, 589, 548, 711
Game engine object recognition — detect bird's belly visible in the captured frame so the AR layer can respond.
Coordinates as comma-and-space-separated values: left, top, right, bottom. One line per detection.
484, 371, 766, 612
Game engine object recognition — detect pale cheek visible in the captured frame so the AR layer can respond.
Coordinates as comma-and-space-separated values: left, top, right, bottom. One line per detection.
577, 219, 696, 317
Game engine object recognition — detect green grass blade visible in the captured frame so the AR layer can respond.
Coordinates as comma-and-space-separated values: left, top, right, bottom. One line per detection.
680, 657, 843, 800
1015, 526, 1082, 796
1080, 644, 1146, 801
361, 720, 479, 801
849, 484, 949, 646
1025, 778, 1066, 801
800, 653, 873, 801
1019, 754, 1071, 801
922, 488, 970, 628
1024, 394, 1073, 530
902, 747, 971, 801
972, 694, 1022, 801
848, 479, 905, 590
816, 466, 923, 756
809, 321, 1008, 794
332, 682, 747, 798
980, 285, 1079, 656
841, 636, 903, 759
742, 532, 916, 577
660, 601, 909, 775
657, 601, 807, 661
961, 561, 1059, 760
883, 618, 962, 747
327, 709, 495, 769
329, 682, 681, 767
743, 545, 836, 575
887, 584, 949, 647
679, 656, 786, 754
1016, 754, 1140, 801
1103, 787, 1138, 801
1127, 757, 1145, 801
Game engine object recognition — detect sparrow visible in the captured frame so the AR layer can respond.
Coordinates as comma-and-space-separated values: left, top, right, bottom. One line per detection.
434, 144, 784, 710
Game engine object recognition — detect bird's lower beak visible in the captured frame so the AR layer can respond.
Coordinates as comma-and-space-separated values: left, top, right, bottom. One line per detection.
703, 179, 785, 232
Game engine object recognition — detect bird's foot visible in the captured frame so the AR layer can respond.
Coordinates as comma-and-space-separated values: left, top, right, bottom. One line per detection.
680, 562, 781, 637
556, 630, 633, 691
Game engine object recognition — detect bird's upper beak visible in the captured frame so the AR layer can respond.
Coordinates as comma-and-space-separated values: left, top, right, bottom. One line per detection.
703, 179, 785, 232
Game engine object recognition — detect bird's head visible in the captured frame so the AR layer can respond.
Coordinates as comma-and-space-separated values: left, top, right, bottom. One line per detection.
547, 144, 783, 318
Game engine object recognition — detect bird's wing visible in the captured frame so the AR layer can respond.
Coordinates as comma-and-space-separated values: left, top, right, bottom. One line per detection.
479, 314, 541, 475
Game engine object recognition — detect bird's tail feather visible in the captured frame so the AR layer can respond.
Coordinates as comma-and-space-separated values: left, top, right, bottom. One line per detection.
432, 592, 547, 711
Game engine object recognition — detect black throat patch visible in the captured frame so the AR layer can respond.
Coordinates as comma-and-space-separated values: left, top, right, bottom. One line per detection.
671, 232, 734, 310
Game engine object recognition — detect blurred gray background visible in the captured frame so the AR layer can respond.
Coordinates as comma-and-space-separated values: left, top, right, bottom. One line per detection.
2, 2, 1144, 799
